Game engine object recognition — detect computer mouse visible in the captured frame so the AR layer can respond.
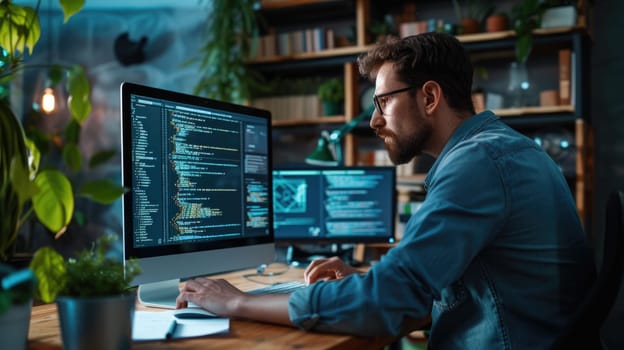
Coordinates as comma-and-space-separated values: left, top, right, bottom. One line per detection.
173, 307, 218, 319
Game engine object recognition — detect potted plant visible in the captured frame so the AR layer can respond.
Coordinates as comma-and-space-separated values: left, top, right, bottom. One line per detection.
485, 12, 509, 32
452, 0, 494, 35
30, 234, 141, 350
368, 15, 395, 43
317, 78, 345, 116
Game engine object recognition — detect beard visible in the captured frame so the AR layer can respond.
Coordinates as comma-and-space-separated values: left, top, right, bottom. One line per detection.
383, 121, 432, 165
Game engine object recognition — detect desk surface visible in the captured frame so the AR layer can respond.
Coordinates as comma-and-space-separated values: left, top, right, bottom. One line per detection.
28, 265, 396, 349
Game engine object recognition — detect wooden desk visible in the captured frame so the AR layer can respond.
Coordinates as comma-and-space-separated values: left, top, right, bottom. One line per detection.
28, 266, 396, 349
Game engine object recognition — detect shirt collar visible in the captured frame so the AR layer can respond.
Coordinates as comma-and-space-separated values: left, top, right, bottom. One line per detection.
424, 110, 499, 190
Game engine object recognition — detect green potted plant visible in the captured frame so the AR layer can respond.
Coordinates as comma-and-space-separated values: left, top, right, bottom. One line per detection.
452, 0, 494, 34
317, 78, 345, 116
30, 234, 141, 350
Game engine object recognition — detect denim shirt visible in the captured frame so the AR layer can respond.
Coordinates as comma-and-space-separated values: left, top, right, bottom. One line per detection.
288, 111, 596, 349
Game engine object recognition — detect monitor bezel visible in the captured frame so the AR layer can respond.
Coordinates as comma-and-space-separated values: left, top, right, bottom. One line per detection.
120, 81, 274, 266
272, 165, 397, 245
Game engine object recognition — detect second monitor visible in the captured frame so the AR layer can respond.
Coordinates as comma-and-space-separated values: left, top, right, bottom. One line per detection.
272, 166, 396, 265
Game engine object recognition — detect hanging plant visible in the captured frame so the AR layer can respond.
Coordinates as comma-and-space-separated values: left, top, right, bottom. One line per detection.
187, 0, 265, 104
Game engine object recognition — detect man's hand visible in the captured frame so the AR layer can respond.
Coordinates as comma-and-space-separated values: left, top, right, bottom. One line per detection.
175, 277, 293, 326
176, 277, 245, 316
304, 256, 360, 284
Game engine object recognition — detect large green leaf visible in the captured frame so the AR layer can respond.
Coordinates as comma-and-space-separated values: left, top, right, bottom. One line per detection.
30, 247, 66, 303
32, 169, 74, 234
21, 6, 40, 55
9, 156, 39, 206
0, 3, 40, 55
66, 65, 91, 124
79, 179, 125, 205
59, 0, 85, 23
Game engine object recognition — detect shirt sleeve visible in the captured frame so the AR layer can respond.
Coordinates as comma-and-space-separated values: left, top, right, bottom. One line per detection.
288, 141, 507, 336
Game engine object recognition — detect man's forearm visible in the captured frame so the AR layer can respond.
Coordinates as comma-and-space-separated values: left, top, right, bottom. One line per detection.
235, 294, 293, 326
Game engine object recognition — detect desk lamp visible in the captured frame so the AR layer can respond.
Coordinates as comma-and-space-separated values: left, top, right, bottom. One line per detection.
305, 105, 374, 166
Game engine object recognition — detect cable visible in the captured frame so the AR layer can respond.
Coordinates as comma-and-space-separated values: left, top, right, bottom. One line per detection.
242, 262, 291, 285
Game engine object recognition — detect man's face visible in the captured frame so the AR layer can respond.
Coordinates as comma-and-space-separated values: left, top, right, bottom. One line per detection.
370, 62, 433, 165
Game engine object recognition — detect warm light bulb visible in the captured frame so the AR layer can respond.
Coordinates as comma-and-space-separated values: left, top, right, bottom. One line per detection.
41, 87, 56, 114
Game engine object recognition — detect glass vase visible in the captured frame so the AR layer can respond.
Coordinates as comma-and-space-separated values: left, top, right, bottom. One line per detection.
506, 61, 532, 108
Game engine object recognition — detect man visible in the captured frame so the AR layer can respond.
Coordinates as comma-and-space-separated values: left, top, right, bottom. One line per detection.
177, 32, 596, 348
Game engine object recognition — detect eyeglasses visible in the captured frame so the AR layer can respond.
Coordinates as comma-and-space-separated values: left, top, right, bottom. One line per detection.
372, 86, 416, 115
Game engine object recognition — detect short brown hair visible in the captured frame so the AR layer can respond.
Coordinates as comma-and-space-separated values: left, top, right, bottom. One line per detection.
358, 32, 475, 114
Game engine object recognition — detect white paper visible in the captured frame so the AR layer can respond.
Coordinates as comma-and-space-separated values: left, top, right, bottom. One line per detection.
132, 310, 229, 341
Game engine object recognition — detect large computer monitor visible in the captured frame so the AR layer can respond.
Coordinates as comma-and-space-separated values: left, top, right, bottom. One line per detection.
120, 82, 274, 308
272, 166, 396, 264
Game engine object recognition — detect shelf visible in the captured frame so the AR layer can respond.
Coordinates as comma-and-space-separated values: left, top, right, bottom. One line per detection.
456, 26, 584, 45
494, 105, 575, 117
249, 26, 584, 66
272, 115, 346, 127
272, 105, 577, 129
250, 45, 373, 64
260, 0, 340, 9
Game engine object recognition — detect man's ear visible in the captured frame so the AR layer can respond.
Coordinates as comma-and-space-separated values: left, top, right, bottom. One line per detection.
421, 81, 441, 115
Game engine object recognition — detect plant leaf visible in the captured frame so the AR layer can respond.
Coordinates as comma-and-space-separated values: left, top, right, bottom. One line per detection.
79, 179, 125, 205
58, 0, 85, 23
88, 149, 116, 168
515, 34, 532, 63
21, 6, 40, 55
62, 142, 82, 172
32, 169, 74, 234
9, 156, 39, 206
29, 247, 66, 303
63, 119, 81, 144
24, 137, 41, 177
48, 64, 64, 86
66, 65, 91, 124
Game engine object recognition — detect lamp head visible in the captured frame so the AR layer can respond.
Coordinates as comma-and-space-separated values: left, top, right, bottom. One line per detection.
305, 130, 339, 166
304, 105, 374, 166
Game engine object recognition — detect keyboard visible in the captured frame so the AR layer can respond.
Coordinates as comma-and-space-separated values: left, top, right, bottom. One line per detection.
247, 280, 307, 295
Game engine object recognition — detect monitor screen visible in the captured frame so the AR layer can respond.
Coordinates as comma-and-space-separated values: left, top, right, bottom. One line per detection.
120, 82, 274, 308
272, 166, 396, 245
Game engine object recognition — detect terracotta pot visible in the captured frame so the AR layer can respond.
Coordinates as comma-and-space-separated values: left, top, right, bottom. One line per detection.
486, 14, 509, 32
460, 18, 480, 34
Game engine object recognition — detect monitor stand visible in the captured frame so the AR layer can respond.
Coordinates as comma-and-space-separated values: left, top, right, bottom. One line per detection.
137, 279, 181, 309
284, 244, 362, 267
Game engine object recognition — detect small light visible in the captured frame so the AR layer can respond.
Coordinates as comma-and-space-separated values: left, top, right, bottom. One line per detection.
41, 87, 56, 114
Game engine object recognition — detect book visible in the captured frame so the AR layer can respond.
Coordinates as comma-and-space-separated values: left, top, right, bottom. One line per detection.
558, 49, 572, 105
132, 310, 229, 341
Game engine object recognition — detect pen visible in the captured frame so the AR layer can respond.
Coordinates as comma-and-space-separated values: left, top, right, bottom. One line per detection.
166, 319, 177, 340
